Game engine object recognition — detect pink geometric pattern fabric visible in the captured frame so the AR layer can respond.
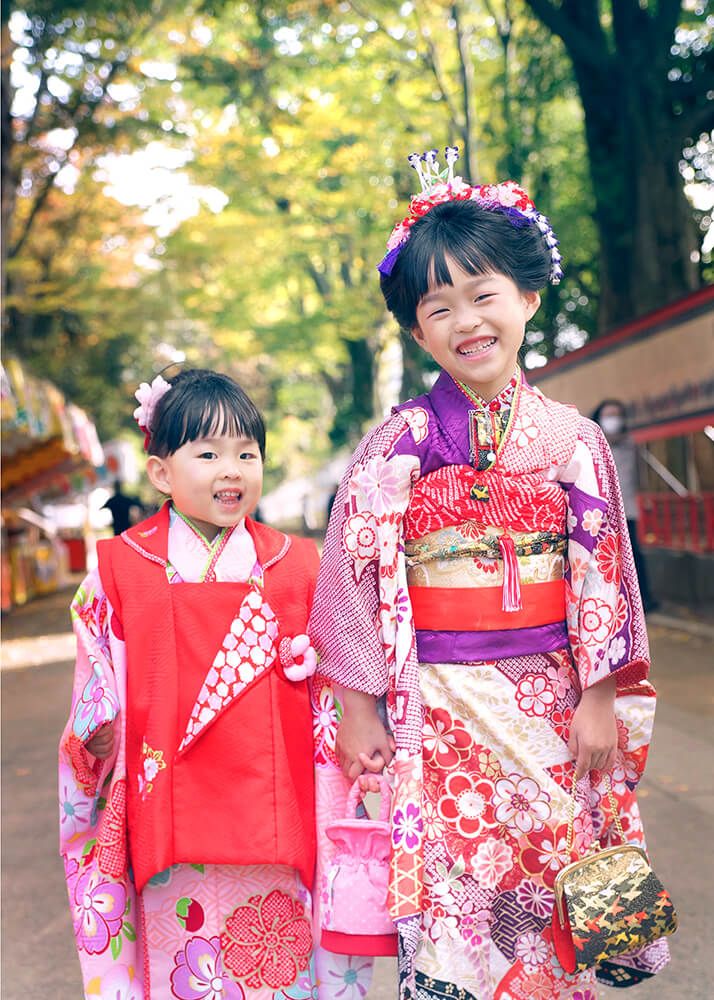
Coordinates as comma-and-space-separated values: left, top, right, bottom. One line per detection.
178, 588, 278, 753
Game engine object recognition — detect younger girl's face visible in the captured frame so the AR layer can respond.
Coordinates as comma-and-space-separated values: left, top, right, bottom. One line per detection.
146, 434, 263, 542
412, 258, 540, 400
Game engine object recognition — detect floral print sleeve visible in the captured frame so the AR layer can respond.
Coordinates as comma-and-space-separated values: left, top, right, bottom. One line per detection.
309, 414, 419, 697
60, 570, 140, 988
559, 419, 649, 692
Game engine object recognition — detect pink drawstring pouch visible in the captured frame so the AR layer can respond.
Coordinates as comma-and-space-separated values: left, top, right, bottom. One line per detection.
320, 775, 398, 956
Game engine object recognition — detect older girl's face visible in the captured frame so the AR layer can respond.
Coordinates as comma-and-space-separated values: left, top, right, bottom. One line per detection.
412, 257, 540, 400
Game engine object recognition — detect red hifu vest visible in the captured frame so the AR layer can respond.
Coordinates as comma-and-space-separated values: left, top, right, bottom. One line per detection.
97, 507, 319, 894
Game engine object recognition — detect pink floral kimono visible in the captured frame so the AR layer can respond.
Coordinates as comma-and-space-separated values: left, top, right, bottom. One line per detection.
310, 370, 671, 1000
59, 506, 374, 1000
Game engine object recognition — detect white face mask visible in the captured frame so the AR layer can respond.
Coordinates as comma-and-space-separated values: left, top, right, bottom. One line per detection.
600, 415, 625, 436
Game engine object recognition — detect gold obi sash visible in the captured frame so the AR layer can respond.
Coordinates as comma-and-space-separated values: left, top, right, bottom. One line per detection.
406, 523, 566, 631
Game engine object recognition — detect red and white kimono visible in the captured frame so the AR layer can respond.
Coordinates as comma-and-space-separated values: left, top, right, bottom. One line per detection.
310, 371, 671, 1000
59, 504, 373, 1000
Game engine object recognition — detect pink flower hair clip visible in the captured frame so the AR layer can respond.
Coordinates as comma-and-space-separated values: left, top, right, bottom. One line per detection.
378, 146, 563, 284
133, 375, 172, 450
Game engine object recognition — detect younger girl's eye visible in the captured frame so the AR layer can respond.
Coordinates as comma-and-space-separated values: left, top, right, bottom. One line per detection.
198, 451, 217, 460
240, 451, 258, 461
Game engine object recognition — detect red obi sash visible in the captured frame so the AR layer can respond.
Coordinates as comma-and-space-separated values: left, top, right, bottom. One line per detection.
98, 509, 318, 894
408, 579, 566, 631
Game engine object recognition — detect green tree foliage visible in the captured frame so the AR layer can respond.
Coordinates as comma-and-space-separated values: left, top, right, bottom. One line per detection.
3, 0, 711, 462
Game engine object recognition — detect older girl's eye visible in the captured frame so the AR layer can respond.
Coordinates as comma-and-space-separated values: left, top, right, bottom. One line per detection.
475, 294, 494, 303
428, 307, 449, 318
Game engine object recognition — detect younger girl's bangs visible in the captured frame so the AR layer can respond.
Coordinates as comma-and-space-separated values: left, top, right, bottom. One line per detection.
149, 370, 266, 458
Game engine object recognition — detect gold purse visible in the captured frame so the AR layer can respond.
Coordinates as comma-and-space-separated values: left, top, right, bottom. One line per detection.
551, 774, 678, 974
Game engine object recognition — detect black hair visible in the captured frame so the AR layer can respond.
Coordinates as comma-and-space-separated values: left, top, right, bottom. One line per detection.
380, 200, 552, 331
147, 369, 266, 459
590, 399, 627, 426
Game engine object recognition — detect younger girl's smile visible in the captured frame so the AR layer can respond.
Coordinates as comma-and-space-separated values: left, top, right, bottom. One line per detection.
412, 258, 540, 400
147, 435, 263, 541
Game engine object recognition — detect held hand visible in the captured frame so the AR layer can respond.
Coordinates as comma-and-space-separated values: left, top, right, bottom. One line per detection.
86, 722, 116, 760
568, 675, 618, 779
334, 688, 395, 782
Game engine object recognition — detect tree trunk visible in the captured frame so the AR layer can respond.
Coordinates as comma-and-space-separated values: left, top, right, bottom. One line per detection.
573, 59, 700, 331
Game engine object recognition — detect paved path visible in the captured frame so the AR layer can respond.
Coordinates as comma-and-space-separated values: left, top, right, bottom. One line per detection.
1, 588, 711, 998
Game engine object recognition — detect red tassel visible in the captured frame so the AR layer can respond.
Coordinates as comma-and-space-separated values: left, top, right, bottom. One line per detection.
498, 534, 522, 612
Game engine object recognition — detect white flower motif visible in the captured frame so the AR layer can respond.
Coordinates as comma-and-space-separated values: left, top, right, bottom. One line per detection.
515, 674, 556, 718
582, 508, 604, 537
514, 931, 549, 970
511, 415, 539, 449
493, 774, 551, 835
133, 374, 172, 432
608, 635, 627, 665
401, 406, 430, 444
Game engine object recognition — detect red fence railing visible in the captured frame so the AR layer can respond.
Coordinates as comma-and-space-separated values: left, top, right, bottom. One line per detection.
638, 492, 714, 553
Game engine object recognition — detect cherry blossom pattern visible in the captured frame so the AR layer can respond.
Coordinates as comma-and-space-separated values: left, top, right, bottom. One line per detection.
59, 763, 92, 840
179, 589, 278, 753
520, 825, 570, 888
342, 511, 379, 581
581, 508, 604, 537
511, 414, 539, 450
493, 774, 551, 836
580, 597, 615, 646
400, 406, 430, 444
68, 863, 126, 955
170, 934, 244, 1000
422, 707, 473, 769
138, 742, 166, 801
392, 801, 423, 852
471, 836, 514, 890
515, 674, 556, 718
221, 890, 312, 990
72, 658, 120, 742
438, 772, 495, 839
349, 456, 413, 518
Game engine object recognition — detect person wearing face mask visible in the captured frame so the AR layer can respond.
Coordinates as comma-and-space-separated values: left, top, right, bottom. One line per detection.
592, 399, 658, 613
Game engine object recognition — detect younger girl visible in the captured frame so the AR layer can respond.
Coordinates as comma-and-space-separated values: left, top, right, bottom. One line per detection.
59, 369, 322, 999
310, 150, 670, 999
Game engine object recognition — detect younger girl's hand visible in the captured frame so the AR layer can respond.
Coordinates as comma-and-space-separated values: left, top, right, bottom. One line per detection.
86, 722, 116, 760
334, 687, 395, 782
568, 675, 618, 779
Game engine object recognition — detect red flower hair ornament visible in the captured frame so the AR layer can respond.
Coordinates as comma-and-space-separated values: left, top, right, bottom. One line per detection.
378, 146, 563, 284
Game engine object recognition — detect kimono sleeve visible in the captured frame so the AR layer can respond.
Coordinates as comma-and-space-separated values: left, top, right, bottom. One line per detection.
59, 570, 122, 849
560, 418, 650, 692
309, 415, 418, 697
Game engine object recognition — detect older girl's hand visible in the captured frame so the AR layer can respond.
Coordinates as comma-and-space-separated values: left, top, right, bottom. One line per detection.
568, 675, 618, 779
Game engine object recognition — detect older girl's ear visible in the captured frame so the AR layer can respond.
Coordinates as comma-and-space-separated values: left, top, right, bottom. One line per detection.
146, 455, 172, 495
523, 290, 541, 320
